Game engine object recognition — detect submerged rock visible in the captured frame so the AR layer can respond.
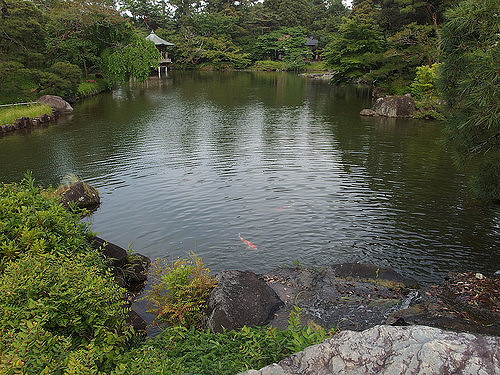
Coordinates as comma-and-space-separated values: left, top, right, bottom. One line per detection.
203, 270, 284, 333
37, 95, 73, 114
240, 325, 500, 375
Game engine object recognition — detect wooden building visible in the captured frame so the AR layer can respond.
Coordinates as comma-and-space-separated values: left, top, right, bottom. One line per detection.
146, 31, 174, 75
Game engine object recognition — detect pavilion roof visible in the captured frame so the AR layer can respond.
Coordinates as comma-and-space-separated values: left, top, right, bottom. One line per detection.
146, 31, 175, 46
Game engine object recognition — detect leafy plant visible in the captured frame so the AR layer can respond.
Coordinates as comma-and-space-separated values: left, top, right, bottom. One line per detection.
114, 306, 331, 375
144, 253, 217, 329
0, 173, 93, 269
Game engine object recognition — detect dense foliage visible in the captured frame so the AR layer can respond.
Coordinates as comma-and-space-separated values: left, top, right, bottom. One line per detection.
114, 307, 329, 375
439, 0, 500, 201
0, 175, 133, 374
0, 0, 159, 104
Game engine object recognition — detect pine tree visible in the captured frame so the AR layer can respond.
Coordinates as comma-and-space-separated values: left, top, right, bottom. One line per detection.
440, 0, 500, 201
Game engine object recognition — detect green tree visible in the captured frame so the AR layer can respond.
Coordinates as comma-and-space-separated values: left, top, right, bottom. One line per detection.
440, 0, 500, 201
101, 32, 161, 82
0, 0, 46, 66
323, 1, 386, 84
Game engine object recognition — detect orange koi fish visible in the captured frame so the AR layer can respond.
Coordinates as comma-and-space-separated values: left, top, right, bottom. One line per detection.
238, 234, 257, 250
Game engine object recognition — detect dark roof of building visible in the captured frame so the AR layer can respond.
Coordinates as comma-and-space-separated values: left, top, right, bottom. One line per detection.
146, 31, 174, 46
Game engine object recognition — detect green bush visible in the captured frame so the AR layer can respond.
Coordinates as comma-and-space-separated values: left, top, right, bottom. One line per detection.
144, 254, 217, 329
410, 63, 444, 120
114, 307, 330, 375
0, 61, 38, 104
50, 62, 82, 97
0, 173, 91, 269
252, 60, 288, 71
0, 252, 128, 344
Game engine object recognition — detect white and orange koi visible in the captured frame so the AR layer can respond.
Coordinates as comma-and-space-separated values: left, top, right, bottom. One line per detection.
238, 234, 257, 250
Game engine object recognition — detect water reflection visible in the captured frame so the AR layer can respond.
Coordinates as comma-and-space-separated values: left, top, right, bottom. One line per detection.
0, 71, 498, 283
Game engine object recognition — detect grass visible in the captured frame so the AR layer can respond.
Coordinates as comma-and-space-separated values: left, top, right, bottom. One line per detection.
0, 103, 52, 125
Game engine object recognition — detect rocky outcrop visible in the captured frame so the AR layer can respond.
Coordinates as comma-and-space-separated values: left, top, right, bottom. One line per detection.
387, 272, 500, 337
263, 264, 417, 332
57, 181, 101, 211
240, 325, 500, 375
90, 237, 151, 334
90, 236, 151, 291
37, 95, 73, 114
203, 270, 284, 333
360, 95, 416, 118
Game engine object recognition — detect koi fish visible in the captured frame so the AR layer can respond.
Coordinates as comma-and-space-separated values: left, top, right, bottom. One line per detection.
278, 203, 296, 210
238, 234, 257, 250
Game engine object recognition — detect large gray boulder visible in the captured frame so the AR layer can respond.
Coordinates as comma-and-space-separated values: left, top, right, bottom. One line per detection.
241, 325, 500, 375
203, 270, 284, 333
37, 95, 73, 114
372, 95, 416, 117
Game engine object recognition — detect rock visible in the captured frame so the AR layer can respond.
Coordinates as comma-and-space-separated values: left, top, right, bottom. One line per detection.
124, 253, 151, 286
57, 181, 100, 211
126, 308, 148, 336
90, 237, 127, 268
373, 95, 416, 118
264, 264, 418, 332
37, 95, 73, 114
359, 108, 377, 116
240, 325, 500, 375
387, 272, 500, 336
203, 270, 284, 333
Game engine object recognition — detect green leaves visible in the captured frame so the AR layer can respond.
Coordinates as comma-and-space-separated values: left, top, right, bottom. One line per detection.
440, 0, 500, 201
116, 307, 331, 374
101, 34, 161, 83
144, 253, 217, 329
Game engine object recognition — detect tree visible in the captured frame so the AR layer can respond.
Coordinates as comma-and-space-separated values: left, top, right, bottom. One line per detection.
101, 32, 161, 82
323, 0, 386, 84
0, 0, 46, 66
440, 0, 500, 201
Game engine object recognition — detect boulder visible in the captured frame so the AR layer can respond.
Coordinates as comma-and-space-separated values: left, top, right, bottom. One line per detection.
90, 237, 127, 268
37, 95, 73, 114
373, 95, 416, 118
240, 325, 500, 375
359, 108, 377, 116
57, 181, 100, 211
124, 253, 151, 285
203, 270, 284, 333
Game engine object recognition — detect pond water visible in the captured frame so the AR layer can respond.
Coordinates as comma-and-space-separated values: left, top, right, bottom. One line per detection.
0, 72, 498, 284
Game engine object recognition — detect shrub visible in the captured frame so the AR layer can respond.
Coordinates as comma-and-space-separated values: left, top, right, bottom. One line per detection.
77, 77, 109, 98
0, 173, 92, 269
114, 306, 330, 375
0, 61, 38, 104
0, 252, 128, 344
410, 63, 444, 120
252, 60, 288, 71
144, 254, 217, 329
50, 62, 81, 86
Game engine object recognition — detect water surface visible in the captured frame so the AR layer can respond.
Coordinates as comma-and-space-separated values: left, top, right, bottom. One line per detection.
0, 72, 498, 283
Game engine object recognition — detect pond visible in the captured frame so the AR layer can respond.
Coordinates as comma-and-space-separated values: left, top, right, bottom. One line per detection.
0, 71, 498, 284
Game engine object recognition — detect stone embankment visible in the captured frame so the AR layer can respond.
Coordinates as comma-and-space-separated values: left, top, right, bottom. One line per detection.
0, 95, 73, 135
